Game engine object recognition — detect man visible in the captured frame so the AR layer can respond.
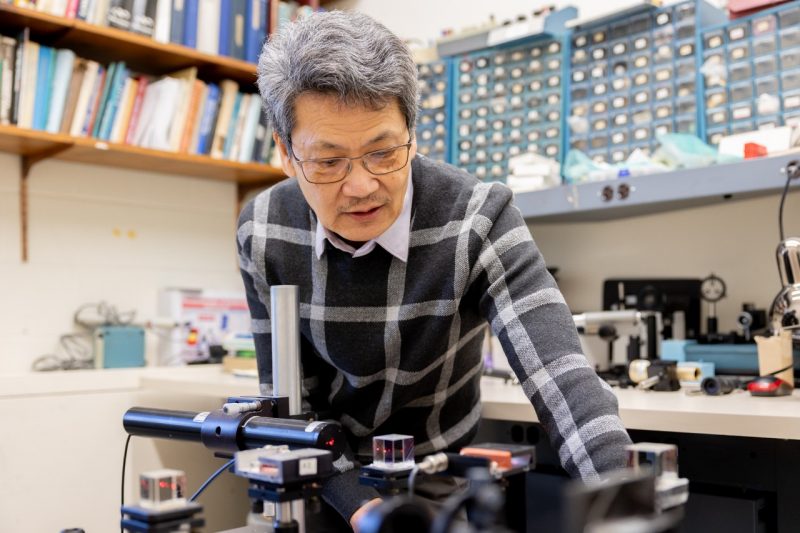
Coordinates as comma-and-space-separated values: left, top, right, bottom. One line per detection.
238, 10, 632, 531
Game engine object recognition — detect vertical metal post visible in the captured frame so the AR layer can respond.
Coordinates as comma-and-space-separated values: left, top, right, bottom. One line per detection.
271, 285, 306, 531
270, 285, 302, 416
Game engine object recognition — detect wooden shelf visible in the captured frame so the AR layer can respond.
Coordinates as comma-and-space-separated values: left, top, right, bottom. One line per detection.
0, 4, 258, 87
0, 124, 285, 185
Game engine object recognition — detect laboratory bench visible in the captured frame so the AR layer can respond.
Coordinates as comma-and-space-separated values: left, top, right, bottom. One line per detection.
3, 364, 799, 532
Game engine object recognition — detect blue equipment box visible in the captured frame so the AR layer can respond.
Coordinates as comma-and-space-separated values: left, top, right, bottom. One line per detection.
94, 326, 146, 369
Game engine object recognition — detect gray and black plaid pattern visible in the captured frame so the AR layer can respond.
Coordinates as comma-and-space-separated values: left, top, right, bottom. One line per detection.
237, 155, 631, 518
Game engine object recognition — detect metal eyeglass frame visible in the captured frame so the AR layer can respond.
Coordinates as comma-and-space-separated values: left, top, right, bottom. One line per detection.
287, 136, 413, 184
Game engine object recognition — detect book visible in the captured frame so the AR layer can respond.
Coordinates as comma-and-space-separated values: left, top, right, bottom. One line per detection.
195, 82, 219, 154
221, 90, 241, 158
244, 0, 266, 63
98, 63, 129, 140
230, 0, 246, 60
76, 0, 92, 20
49, 0, 69, 16
134, 76, 181, 150
152, 0, 171, 43
131, 0, 157, 36
182, 0, 198, 48
107, 0, 133, 30
202, 90, 222, 154
11, 28, 29, 126
65, 0, 80, 18
238, 93, 261, 162
45, 48, 76, 133
196, 0, 219, 56
250, 108, 268, 162
81, 65, 107, 137
187, 81, 208, 153
59, 57, 89, 133
91, 0, 112, 26
165, 66, 197, 151
69, 60, 100, 136
114, 77, 138, 143
179, 78, 204, 153
109, 77, 132, 142
18, 39, 39, 129
124, 75, 148, 144
32, 45, 53, 131
228, 92, 248, 159
218, 0, 230, 56
169, 0, 185, 45
0, 36, 15, 125
91, 61, 117, 138
209, 79, 238, 158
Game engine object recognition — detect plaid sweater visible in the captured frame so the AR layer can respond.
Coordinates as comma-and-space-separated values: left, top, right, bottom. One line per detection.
237, 155, 631, 521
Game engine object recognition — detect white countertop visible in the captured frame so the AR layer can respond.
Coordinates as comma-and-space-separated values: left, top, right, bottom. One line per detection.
5, 365, 800, 440
480, 378, 800, 440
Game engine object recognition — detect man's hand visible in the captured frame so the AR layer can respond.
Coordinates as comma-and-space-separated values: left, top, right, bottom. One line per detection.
350, 497, 383, 532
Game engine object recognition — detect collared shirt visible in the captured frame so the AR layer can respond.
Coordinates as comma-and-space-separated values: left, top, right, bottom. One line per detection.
314, 168, 413, 262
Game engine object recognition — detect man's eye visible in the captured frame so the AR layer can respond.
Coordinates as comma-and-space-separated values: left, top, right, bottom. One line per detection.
318, 159, 341, 167
370, 150, 392, 159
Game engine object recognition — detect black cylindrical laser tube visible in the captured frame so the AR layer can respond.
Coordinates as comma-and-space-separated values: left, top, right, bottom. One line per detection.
123, 407, 345, 459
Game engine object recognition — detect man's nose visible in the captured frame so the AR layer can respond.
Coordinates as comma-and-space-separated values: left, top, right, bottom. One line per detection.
341, 161, 380, 197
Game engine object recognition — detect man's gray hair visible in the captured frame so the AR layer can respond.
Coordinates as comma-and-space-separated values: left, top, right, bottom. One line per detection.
257, 10, 418, 145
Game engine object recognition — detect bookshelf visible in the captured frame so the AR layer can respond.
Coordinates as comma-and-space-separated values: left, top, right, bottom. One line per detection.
0, 4, 295, 261
0, 4, 262, 85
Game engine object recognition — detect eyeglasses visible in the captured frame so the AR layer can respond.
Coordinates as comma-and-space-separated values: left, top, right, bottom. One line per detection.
288, 137, 413, 185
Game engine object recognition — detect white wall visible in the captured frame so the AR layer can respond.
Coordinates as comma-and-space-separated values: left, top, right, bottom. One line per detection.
0, 153, 243, 372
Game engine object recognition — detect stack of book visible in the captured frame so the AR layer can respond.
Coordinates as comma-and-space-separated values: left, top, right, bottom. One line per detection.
1, 0, 286, 63
0, 30, 276, 164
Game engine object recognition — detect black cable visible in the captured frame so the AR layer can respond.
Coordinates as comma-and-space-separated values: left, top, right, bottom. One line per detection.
121, 434, 133, 533
189, 459, 236, 502
779, 160, 800, 242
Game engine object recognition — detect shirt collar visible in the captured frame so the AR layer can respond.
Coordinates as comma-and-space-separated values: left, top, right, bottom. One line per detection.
314, 167, 413, 262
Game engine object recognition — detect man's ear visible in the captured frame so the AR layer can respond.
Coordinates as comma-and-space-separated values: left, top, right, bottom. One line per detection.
273, 132, 295, 178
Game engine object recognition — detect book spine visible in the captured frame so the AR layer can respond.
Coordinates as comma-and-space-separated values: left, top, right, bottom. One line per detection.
195, 83, 219, 154
114, 78, 138, 143
183, 0, 198, 48
82, 66, 106, 137
11, 28, 27, 126
230, 0, 246, 60
107, 0, 132, 30
170, 0, 186, 45
179, 79, 202, 152
91, 61, 116, 138
244, 0, 262, 63
65, 0, 80, 18
59, 59, 87, 133
222, 91, 242, 158
69, 61, 98, 136
153, 0, 171, 43
0, 38, 15, 125
131, 0, 157, 36
125, 76, 149, 145
251, 108, 267, 162
99, 64, 128, 140
76, 0, 92, 19
218, 0, 230, 56
45, 49, 76, 133
32, 46, 52, 131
